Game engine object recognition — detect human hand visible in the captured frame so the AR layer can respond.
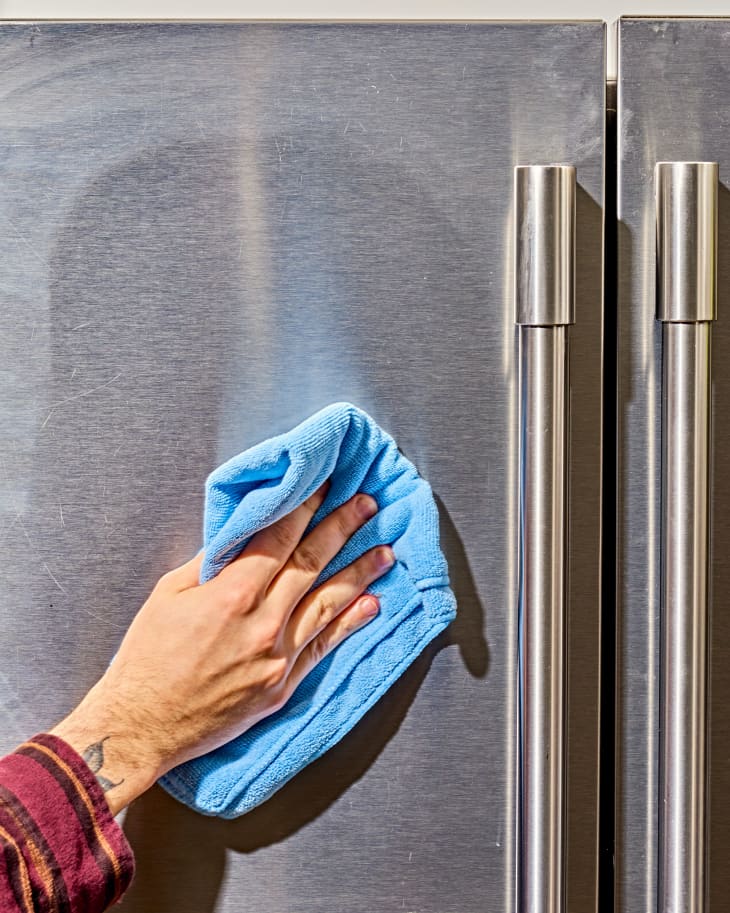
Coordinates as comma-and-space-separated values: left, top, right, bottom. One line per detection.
50, 481, 393, 814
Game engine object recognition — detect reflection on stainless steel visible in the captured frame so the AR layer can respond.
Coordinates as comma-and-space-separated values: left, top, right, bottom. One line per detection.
516, 165, 575, 913
515, 165, 576, 328
656, 163, 717, 324
660, 322, 711, 913
656, 161, 717, 913
0, 22, 604, 913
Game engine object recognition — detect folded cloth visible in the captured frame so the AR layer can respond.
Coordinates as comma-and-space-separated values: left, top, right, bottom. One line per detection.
158, 402, 456, 818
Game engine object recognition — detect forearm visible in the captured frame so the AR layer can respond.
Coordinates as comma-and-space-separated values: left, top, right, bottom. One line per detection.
50, 679, 164, 817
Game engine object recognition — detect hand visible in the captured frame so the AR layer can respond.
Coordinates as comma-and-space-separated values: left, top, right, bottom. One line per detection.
50, 482, 393, 814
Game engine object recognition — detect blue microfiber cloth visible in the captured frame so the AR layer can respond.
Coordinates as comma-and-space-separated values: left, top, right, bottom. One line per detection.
158, 402, 456, 818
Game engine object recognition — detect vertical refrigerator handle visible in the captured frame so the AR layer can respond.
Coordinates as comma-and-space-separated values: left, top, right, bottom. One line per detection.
515, 164, 575, 913
656, 161, 718, 913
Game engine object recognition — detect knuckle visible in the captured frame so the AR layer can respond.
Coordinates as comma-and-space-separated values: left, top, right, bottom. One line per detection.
221, 577, 260, 614
309, 631, 333, 666
312, 595, 338, 630
269, 519, 295, 550
156, 569, 178, 590
262, 657, 288, 690
291, 543, 323, 576
276, 683, 293, 711
351, 552, 379, 586
337, 506, 356, 536
256, 620, 283, 655
218, 588, 242, 617
307, 637, 325, 666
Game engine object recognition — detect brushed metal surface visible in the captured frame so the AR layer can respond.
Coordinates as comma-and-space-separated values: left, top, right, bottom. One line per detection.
0, 22, 604, 913
660, 322, 712, 913
617, 19, 730, 913
518, 327, 568, 913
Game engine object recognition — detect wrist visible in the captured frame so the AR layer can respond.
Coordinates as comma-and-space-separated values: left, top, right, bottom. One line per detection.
50, 684, 164, 815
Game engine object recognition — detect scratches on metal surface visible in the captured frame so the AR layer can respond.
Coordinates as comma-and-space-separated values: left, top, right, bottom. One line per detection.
343, 119, 367, 136
40, 371, 122, 430
74, 603, 125, 631
41, 561, 67, 596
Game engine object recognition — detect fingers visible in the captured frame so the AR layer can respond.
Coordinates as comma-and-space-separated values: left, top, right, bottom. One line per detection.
285, 545, 395, 653
286, 593, 381, 693
219, 480, 330, 591
269, 492, 379, 610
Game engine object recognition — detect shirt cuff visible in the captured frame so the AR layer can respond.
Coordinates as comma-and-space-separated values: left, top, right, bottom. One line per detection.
0, 732, 135, 911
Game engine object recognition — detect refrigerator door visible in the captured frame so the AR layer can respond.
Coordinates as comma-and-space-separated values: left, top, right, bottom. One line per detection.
0, 23, 604, 913
617, 17, 730, 913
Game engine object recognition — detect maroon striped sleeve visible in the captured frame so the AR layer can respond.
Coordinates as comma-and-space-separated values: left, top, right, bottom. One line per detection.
0, 733, 135, 912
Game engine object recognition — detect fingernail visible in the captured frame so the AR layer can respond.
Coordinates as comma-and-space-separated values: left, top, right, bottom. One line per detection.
378, 546, 396, 569
360, 596, 380, 618
356, 494, 378, 519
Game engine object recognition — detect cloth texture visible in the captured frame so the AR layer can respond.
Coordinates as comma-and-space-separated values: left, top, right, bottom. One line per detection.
0, 733, 135, 912
159, 402, 456, 818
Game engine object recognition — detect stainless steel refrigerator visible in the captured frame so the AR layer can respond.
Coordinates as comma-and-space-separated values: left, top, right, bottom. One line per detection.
0, 16, 721, 913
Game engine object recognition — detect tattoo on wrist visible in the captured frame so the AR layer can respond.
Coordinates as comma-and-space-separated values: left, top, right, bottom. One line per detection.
82, 737, 125, 793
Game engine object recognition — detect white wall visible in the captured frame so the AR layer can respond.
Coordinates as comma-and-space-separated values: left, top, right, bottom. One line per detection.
2, 2, 729, 78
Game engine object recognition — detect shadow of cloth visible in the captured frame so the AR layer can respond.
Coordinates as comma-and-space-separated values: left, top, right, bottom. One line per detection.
120, 495, 488, 913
